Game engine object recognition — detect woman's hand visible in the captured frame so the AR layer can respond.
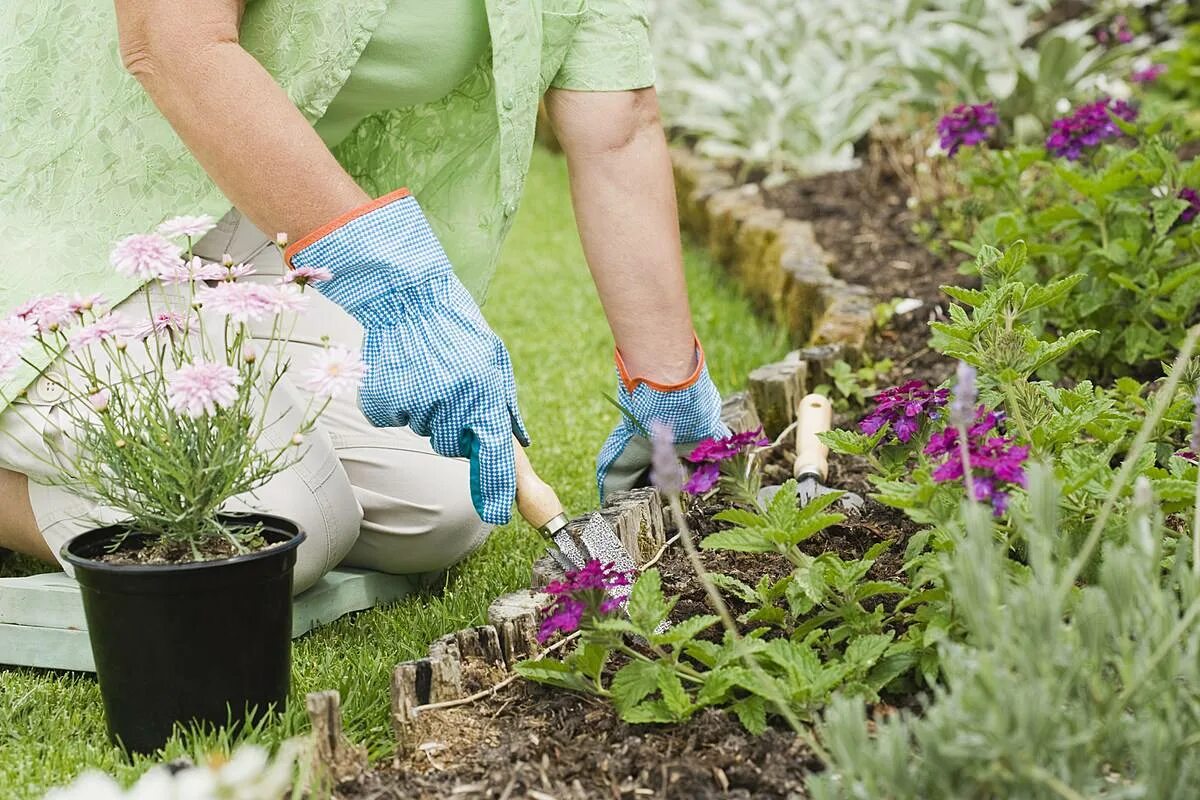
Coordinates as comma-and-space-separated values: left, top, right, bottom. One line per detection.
112, 0, 368, 240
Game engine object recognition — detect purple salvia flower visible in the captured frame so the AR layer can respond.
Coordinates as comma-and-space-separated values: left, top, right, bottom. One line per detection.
649, 420, 685, 496
1045, 98, 1138, 161
937, 103, 999, 157
950, 362, 977, 428
859, 381, 950, 444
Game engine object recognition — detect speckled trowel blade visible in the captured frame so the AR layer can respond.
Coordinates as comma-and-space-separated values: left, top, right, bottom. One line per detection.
550, 529, 589, 571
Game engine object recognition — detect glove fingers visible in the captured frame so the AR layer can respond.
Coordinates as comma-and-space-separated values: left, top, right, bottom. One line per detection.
464, 421, 517, 526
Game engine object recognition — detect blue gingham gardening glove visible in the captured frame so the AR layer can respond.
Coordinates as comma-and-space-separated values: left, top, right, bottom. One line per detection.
286, 189, 529, 525
596, 338, 729, 500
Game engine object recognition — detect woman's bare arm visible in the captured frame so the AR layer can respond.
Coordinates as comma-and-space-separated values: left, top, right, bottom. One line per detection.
544, 88, 697, 384
114, 0, 368, 240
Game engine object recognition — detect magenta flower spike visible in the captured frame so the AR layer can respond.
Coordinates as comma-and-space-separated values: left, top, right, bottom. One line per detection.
680, 427, 769, 496
923, 406, 1027, 515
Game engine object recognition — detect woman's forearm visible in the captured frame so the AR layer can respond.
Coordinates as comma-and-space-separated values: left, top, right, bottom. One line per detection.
115, 0, 367, 240
546, 87, 697, 384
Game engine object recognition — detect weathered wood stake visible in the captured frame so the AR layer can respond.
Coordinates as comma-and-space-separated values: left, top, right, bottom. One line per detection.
748, 353, 808, 439
305, 690, 367, 784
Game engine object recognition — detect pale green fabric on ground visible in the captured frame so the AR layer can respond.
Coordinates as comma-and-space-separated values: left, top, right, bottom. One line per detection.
0, 0, 655, 410
314, 0, 492, 148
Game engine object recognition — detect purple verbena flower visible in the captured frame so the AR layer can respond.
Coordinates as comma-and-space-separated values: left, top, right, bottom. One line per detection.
681, 427, 769, 496
923, 406, 1027, 515
1131, 63, 1166, 84
1179, 188, 1200, 224
685, 428, 769, 464
860, 380, 950, 444
1045, 98, 1138, 161
937, 103, 999, 157
683, 462, 720, 495
537, 560, 632, 643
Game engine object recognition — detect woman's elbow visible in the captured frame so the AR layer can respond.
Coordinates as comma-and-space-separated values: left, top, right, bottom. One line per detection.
117, 11, 240, 86
548, 87, 663, 158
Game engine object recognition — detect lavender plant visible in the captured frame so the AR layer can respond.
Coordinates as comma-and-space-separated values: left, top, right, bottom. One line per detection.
0, 218, 361, 556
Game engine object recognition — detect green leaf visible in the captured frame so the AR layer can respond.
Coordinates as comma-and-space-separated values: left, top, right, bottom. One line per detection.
657, 669, 694, 718
610, 660, 663, 712
708, 572, 758, 603
844, 633, 894, 671
819, 428, 878, 456
571, 642, 611, 682
620, 699, 676, 724
652, 614, 720, 647
1153, 197, 1190, 236
628, 569, 670, 634
701, 527, 777, 553
515, 658, 597, 694
732, 695, 768, 734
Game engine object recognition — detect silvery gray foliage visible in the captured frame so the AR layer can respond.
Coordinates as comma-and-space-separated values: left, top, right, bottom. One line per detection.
807, 466, 1200, 799
646, 0, 1125, 178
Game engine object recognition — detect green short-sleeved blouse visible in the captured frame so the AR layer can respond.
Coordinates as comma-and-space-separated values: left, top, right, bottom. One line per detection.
0, 0, 656, 409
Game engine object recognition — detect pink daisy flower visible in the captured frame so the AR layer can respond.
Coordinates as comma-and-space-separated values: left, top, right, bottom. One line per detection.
166, 362, 242, 418
15, 294, 75, 333
161, 256, 229, 285
213, 263, 257, 281
268, 285, 311, 315
68, 312, 134, 352
68, 293, 106, 315
135, 311, 189, 340
195, 282, 277, 322
282, 266, 333, 286
300, 347, 365, 399
89, 388, 112, 412
110, 234, 183, 280
156, 215, 217, 240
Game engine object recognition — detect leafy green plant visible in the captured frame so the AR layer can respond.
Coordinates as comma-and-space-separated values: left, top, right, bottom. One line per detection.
941, 118, 1200, 378
518, 481, 915, 731
808, 463, 1200, 800
814, 357, 894, 411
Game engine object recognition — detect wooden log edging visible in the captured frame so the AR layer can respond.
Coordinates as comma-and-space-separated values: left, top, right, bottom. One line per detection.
670, 147, 875, 363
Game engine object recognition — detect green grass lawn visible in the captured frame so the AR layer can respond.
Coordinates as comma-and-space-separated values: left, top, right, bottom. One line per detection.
0, 148, 787, 798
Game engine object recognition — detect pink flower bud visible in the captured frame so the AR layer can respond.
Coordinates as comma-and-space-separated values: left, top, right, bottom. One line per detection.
89, 389, 111, 412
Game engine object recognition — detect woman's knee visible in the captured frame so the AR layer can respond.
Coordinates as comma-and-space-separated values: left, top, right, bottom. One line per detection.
337, 445, 491, 575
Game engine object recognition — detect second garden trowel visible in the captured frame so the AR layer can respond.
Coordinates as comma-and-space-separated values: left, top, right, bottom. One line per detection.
512, 438, 638, 583
757, 393, 865, 512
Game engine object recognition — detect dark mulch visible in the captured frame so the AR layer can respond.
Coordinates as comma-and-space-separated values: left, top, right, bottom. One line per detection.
760, 158, 964, 390
341, 682, 817, 800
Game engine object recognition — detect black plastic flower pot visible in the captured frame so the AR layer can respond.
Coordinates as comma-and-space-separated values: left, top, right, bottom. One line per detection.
62, 514, 305, 754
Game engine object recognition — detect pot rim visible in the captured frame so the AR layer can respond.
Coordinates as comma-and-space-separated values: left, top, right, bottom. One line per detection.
61, 512, 306, 575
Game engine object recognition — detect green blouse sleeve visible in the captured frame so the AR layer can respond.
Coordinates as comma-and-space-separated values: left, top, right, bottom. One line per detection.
549, 0, 656, 91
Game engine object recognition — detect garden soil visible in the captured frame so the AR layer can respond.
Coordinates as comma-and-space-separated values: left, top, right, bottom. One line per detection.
761, 158, 965, 391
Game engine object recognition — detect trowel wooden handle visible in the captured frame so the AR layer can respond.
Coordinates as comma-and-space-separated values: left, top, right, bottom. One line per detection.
512, 436, 568, 536
793, 393, 832, 481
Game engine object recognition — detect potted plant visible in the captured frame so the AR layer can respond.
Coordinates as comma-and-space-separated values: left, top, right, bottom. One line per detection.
0, 216, 362, 753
